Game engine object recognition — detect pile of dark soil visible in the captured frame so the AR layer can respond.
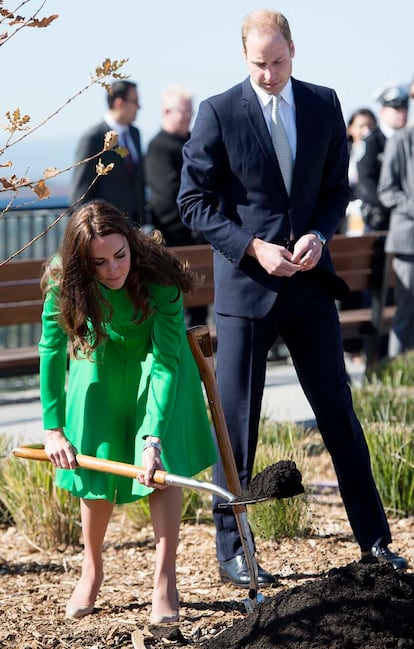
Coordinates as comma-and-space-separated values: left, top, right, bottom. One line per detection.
202, 561, 414, 649
234, 460, 304, 503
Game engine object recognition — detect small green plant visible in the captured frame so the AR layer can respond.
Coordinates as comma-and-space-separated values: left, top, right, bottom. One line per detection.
353, 383, 414, 425
0, 448, 81, 550
181, 468, 213, 523
366, 350, 414, 387
124, 467, 213, 528
0, 434, 14, 525
249, 420, 311, 540
359, 353, 414, 424
364, 422, 414, 517
351, 353, 414, 517
123, 495, 152, 528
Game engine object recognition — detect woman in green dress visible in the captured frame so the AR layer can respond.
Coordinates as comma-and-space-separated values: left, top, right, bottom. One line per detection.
39, 199, 216, 623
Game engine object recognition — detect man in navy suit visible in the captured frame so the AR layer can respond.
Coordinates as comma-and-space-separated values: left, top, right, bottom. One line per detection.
70, 80, 147, 227
178, 9, 407, 587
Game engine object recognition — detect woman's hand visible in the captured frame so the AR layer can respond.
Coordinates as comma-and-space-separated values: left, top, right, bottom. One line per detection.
44, 428, 77, 469
138, 438, 166, 489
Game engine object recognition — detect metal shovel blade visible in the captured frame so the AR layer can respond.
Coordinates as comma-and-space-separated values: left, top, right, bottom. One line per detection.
218, 460, 305, 507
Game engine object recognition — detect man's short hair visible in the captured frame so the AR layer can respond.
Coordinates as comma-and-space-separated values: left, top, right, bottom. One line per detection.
107, 80, 137, 108
241, 10, 292, 51
162, 84, 193, 111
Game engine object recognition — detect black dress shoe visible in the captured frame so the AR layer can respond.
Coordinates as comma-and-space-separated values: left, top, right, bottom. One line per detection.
362, 538, 408, 571
371, 539, 408, 571
218, 554, 276, 588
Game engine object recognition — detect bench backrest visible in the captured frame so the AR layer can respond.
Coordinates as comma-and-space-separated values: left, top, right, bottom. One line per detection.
172, 244, 214, 307
328, 232, 393, 292
0, 233, 393, 327
0, 258, 45, 326
0, 246, 214, 326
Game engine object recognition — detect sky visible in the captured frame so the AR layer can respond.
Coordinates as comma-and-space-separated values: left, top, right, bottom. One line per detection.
2, 0, 414, 186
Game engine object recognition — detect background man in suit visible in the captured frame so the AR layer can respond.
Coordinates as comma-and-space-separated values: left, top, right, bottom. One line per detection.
178, 9, 407, 588
355, 85, 409, 358
146, 84, 207, 327
378, 121, 414, 357
357, 84, 409, 232
70, 80, 148, 227
146, 84, 195, 246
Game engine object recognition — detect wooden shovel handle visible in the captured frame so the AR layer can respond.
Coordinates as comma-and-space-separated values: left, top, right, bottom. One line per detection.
187, 327, 243, 499
12, 444, 168, 485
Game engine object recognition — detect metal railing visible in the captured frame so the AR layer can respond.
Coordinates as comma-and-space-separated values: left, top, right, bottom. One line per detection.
1, 202, 70, 350
0, 201, 70, 260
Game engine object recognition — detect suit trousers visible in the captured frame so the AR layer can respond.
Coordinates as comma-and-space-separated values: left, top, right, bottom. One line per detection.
388, 254, 414, 357
213, 271, 391, 561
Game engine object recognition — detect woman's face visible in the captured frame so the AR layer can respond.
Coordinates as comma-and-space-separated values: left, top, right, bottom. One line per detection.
89, 233, 131, 289
348, 114, 375, 143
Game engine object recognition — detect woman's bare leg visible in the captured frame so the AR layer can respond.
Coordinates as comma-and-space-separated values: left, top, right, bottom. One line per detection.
66, 498, 113, 617
149, 486, 182, 622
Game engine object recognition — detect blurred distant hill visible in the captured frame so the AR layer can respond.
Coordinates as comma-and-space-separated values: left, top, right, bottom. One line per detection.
1, 137, 74, 208
3, 137, 74, 185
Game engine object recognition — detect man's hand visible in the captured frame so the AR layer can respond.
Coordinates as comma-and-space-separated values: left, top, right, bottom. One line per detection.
291, 233, 324, 270
246, 238, 302, 276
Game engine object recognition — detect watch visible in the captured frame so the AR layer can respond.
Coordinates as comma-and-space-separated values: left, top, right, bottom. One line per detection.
307, 230, 326, 247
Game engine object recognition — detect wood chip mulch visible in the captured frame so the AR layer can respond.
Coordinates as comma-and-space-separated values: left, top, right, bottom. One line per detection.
1, 468, 413, 648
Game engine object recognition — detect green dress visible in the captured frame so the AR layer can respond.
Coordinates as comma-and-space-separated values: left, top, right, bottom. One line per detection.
38, 281, 217, 503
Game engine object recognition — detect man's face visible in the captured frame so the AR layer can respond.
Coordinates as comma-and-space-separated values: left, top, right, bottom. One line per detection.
381, 105, 408, 130
243, 28, 295, 95
118, 88, 140, 125
165, 97, 193, 136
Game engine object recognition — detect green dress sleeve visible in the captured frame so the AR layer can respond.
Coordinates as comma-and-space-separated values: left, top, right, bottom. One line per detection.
138, 283, 186, 441
38, 286, 68, 429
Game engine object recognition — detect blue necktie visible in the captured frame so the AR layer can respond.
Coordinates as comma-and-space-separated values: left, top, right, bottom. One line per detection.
120, 130, 136, 176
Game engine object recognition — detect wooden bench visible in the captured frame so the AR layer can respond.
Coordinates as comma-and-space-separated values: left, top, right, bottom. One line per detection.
0, 246, 214, 377
0, 235, 394, 376
177, 236, 396, 365
329, 232, 396, 367
0, 258, 45, 376
329, 232, 395, 332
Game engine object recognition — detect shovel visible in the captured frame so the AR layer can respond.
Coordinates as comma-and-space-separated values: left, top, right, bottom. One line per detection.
12, 442, 303, 611
12, 443, 254, 503
186, 327, 261, 607
12, 443, 263, 610
12, 444, 302, 507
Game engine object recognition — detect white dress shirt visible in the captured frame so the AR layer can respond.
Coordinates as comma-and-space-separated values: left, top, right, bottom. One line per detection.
104, 113, 139, 162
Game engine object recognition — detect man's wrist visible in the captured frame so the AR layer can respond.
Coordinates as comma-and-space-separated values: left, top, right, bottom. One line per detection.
307, 230, 326, 247
246, 237, 266, 258
245, 237, 258, 257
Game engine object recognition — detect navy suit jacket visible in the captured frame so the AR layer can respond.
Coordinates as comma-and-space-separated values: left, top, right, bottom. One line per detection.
178, 77, 350, 318
70, 121, 147, 226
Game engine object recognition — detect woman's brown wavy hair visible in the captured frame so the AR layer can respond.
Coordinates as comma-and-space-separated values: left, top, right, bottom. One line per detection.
41, 199, 196, 358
